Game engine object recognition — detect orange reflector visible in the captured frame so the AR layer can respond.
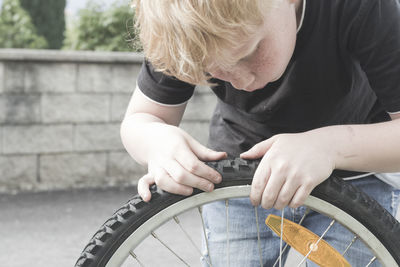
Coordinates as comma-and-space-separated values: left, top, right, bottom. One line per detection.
265, 214, 351, 267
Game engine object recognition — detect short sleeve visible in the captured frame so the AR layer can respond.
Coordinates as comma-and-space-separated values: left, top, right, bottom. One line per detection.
137, 60, 196, 105
348, 0, 400, 113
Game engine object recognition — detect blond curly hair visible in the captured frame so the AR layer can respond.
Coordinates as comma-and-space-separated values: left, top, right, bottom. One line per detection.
134, 0, 271, 85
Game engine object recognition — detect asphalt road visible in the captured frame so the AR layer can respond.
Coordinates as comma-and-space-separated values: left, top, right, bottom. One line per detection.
1, 187, 398, 267
0, 186, 139, 267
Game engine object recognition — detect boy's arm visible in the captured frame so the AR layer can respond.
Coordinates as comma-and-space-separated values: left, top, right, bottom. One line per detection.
241, 115, 400, 210
332, 113, 400, 172
121, 86, 226, 201
121, 86, 186, 165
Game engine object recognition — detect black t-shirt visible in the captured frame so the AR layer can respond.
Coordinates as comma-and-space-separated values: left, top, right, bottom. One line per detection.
138, 0, 400, 156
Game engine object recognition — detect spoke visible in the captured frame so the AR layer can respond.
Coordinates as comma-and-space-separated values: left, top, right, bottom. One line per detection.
296, 219, 336, 267
365, 256, 377, 267
254, 207, 263, 267
279, 209, 284, 267
225, 199, 230, 267
173, 215, 212, 267
198, 207, 213, 266
272, 208, 310, 267
341, 236, 358, 256
298, 208, 310, 225
129, 251, 145, 267
151, 231, 190, 266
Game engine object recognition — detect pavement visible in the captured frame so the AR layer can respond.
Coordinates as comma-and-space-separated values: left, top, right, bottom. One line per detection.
0, 186, 139, 267
0, 187, 398, 267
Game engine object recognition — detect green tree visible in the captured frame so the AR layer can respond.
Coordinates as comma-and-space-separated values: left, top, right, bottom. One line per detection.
0, 0, 48, 49
64, 0, 142, 52
19, 0, 66, 49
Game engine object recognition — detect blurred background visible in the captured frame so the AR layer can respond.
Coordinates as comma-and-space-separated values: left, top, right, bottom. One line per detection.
0, 0, 142, 51
0, 0, 213, 266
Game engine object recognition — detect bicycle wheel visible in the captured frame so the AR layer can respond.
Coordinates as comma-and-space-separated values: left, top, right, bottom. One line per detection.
75, 158, 400, 267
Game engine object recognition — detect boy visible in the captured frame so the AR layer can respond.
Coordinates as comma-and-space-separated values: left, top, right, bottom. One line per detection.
121, 0, 400, 265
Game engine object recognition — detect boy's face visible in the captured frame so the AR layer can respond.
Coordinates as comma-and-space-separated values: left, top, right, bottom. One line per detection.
207, 0, 299, 92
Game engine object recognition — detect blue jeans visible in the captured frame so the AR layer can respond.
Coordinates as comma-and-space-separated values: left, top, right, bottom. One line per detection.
200, 176, 400, 266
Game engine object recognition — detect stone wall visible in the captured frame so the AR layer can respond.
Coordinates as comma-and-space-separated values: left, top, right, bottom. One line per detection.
0, 49, 216, 193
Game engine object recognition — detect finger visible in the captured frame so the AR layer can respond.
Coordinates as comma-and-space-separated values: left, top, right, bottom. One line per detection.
184, 133, 227, 162
138, 173, 155, 202
163, 159, 215, 192
250, 160, 271, 206
273, 181, 299, 210
260, 170, 285, 210
289, 186, 313, 208
240, 138, 274, 159
153, 167, 194, 196
174, 150, 223, 184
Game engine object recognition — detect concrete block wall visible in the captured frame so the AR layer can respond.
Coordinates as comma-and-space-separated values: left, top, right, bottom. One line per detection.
0, 49, 216, 193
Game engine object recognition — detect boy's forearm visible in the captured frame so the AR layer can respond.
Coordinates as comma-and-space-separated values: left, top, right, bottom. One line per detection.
120, 113, 166, 166
314, 119, 400, 173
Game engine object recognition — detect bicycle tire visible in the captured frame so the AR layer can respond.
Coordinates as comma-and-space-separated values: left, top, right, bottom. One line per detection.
75, 158, 400, 267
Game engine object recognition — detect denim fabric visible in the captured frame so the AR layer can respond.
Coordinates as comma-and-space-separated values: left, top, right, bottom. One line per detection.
200, 176, 400, 267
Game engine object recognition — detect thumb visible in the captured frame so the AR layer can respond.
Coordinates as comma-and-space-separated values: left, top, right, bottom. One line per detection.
240, 138, 274, 159
185, 134, 227, 161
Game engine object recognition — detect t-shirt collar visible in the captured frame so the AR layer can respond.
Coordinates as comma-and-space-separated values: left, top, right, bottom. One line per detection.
296, 0, 306, 33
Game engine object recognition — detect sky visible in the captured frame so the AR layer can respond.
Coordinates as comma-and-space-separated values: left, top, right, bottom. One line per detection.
65, 0, 121, 16
65, 0, 92, 16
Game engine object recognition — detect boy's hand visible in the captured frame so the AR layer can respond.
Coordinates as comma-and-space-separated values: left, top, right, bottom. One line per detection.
138, 124, 227, 202
240, 132, 335, 210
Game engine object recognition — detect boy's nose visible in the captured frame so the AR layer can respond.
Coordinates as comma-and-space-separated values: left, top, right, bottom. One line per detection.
230, 75, 254, 90
211, 68, 254, 90
228, 69, 255, 90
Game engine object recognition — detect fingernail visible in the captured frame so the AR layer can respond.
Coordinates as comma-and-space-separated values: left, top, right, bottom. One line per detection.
143, 192, 149, 200
207, 183, 213, 192
186, 188, 193, 195
215, 176, 222, 183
